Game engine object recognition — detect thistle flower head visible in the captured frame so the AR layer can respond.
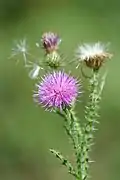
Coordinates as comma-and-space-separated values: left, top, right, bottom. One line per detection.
76, 42, 112, 70
41, 32, 61, 53
34, 71, 80, 110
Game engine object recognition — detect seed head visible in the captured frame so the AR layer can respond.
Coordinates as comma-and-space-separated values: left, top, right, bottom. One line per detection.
34, 71, 80, 110
76, 42, 112, 70
11, 39, 29, 66
12, 39, 28, 57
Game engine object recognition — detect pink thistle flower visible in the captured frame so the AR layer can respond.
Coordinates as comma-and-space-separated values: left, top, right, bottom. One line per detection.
41, 32, 61, 53
34, 71, 80, 110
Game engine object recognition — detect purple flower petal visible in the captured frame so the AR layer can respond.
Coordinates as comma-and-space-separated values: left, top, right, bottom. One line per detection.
34, 71, 80, 110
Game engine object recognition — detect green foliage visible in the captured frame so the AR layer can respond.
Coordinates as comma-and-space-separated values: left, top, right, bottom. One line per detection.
50, 149, 78, 178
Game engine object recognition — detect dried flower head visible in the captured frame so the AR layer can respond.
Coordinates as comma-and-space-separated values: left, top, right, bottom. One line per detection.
34, 71, 80, 110
76, 42, 112, 70
41, 32, 61, 53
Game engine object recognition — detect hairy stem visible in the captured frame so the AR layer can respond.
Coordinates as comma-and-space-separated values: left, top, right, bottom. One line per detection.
81, 71, 101, 180
50, 149, 79, 179
63, 107, 83, 180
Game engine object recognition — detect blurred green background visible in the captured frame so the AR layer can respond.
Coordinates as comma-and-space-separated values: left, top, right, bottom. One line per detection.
0, 0, 120, 180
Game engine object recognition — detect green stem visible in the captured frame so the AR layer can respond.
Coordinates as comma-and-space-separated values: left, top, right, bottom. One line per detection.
81, 71, 101, 180
50, 149, 79, 179
63, 108, 83, 180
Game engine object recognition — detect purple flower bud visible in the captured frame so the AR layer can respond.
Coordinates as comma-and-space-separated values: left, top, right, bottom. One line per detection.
41, 32, 61, 53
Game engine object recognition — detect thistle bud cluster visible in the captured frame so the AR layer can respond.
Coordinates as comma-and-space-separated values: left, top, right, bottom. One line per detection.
41, 32, 61, 69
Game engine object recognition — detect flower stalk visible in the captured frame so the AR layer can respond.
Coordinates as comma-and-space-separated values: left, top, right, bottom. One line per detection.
64, 108, 82, 178
80, 70, 106, 180
56, 107, 82, 180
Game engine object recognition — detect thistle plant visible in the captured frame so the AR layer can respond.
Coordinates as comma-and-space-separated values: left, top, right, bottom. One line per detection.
12, 32, 112, 180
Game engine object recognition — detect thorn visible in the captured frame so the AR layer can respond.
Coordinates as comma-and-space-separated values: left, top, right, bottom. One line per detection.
89, 160, 95, 163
